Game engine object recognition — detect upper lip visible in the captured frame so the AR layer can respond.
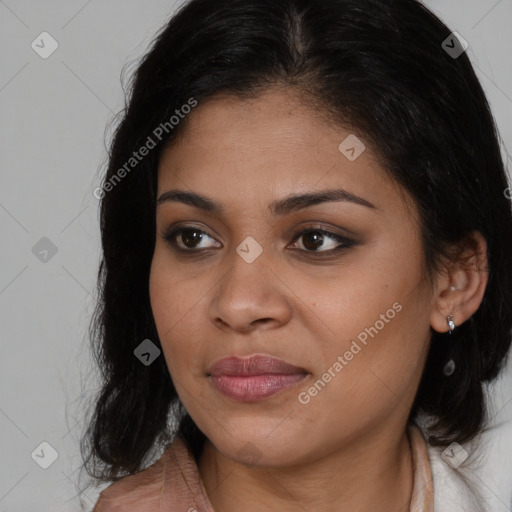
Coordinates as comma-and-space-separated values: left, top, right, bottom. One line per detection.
208, 354, 308, 376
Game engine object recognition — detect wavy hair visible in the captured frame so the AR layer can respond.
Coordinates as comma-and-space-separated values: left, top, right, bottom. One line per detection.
81, 0, 512, 485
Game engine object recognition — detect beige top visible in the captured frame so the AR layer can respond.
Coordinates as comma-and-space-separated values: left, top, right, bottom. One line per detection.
92, 423, 434, 511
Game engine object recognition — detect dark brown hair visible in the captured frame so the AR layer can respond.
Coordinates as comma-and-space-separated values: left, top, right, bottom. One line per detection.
81, 0, 512, 485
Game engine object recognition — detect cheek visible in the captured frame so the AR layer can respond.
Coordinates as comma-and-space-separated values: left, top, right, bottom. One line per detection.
296, 245, 430, 400
149, 256, 197, 377
149, 248, 202, 329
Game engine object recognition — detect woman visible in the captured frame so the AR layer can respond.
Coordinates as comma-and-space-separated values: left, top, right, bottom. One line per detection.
82, 0, 512, 510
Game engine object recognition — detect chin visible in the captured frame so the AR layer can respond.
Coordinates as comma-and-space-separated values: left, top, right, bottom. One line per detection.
202, 421, 311, 468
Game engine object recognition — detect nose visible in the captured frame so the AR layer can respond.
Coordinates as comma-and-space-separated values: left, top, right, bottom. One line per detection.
208, 250, 293, 334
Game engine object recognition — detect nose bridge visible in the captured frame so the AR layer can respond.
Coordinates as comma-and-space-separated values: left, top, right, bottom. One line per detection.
208, 239, 291, 331
220, 239, 273, 305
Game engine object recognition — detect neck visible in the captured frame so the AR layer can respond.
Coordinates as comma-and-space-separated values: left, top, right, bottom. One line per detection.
197, 423, 414, 512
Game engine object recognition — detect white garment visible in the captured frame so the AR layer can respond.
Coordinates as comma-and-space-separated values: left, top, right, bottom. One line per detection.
428, 444, 487, 512
417, 411, 512, 512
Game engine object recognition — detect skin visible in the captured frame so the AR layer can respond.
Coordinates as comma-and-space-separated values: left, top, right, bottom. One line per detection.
149, 87, 488, 512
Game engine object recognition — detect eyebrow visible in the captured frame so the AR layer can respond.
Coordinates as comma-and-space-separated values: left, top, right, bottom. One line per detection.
156, 188, 376, 216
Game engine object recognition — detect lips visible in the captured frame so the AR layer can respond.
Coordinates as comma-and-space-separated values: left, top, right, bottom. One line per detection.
208, 354, 307, 376
208, 354, 308, 401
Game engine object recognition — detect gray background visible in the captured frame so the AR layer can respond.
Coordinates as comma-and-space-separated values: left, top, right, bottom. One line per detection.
1, 1, 511, 510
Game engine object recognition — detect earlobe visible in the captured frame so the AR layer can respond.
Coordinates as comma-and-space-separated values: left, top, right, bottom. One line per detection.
430, 231, 489, 333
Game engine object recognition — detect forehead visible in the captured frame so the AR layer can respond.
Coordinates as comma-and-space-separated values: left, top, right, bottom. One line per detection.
156, 89, 414, 220
161, 89, 352, 160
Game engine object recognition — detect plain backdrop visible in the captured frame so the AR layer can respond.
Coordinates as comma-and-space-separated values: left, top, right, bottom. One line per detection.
1, 1, 511, 510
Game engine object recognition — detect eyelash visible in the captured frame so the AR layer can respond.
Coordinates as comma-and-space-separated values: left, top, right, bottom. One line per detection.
161, 224, 355, 257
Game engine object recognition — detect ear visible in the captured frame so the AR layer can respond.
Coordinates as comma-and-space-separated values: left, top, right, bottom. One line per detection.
430, 231, 489, 333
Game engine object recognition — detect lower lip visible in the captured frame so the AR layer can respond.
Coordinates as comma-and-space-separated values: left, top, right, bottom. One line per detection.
210, 374, 307, 401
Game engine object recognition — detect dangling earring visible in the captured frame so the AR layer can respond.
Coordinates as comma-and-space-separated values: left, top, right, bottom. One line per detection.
443, 314, 456, 376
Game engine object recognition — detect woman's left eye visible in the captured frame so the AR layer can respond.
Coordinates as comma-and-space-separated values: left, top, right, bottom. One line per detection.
161, 225, 355, 255
288, 228, 355, 254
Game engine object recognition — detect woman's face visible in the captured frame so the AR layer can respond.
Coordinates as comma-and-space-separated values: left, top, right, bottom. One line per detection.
149, 88, 437, 466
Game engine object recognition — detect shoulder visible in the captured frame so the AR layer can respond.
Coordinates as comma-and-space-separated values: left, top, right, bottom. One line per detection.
92, 435, 214, 512
92, 448, 168, 512
409, 416, 488, 511
427, 443, 485, 512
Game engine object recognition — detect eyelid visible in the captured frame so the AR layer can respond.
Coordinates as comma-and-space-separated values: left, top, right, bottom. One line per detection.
288, 225, 355, 254
161, 223, 221, 251
161, 222, 356, 255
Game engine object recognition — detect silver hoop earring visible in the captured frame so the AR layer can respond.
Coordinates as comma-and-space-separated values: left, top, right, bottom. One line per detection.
443, 314, 456, 376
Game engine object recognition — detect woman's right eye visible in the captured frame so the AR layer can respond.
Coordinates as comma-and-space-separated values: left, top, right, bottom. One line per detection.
162, 226, 222, 251
162, 223, 357, 257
